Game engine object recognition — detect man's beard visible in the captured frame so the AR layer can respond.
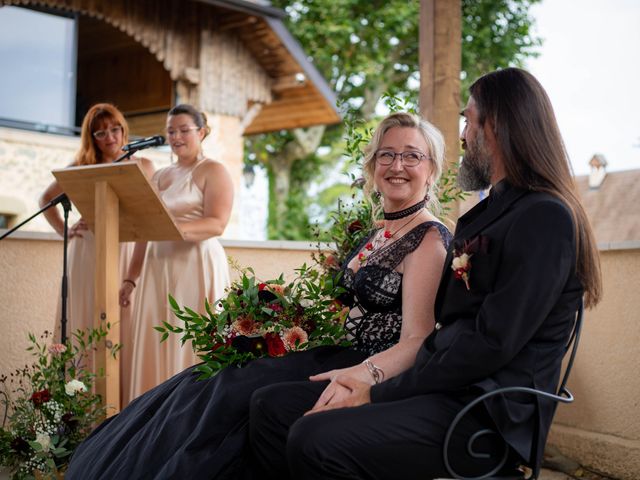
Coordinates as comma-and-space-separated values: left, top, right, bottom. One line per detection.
458, 130, 492, 192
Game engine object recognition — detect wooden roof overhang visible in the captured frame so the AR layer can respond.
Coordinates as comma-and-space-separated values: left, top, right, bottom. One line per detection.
1, 0, 341, 135
194, 0, 341, 135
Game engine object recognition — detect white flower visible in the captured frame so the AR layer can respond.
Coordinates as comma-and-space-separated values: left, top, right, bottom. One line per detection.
299, 298, 314, 308
451, 253, 470, 270
65, 379, 87, 396
35, 432, 51, 452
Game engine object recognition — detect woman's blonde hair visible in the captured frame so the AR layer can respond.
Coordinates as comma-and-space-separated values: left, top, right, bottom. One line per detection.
75, 103, 129, 166
362, 112, 445, 218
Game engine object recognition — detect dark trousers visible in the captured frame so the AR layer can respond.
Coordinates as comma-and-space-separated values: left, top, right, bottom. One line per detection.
249, 380, 516, 480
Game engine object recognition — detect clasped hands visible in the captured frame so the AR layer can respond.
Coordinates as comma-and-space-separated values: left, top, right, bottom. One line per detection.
306, 365, 372, 416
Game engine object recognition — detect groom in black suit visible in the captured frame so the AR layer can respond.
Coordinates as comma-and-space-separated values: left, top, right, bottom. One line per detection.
248, 68, 601, 479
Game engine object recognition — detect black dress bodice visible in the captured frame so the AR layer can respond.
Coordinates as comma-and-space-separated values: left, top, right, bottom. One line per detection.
341, 221, 452, 356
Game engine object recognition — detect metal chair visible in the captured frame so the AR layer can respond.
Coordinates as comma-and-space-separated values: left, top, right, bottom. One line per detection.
442, 301, 584, 480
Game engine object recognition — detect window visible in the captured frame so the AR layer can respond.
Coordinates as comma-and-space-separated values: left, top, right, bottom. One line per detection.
0, 6, 77, 129
0, 214, 10, 229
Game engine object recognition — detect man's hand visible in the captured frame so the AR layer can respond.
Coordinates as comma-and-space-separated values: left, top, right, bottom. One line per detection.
305, 375, 371, 415
310, 377, 353, 411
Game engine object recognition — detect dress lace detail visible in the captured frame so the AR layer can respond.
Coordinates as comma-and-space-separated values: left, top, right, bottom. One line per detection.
341, 221, 452, 356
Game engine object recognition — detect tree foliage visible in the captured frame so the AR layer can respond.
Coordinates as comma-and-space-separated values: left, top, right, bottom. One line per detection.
246, 0, 541, 240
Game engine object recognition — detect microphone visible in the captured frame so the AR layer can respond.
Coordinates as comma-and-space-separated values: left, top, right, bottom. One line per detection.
121, 135, 165, 152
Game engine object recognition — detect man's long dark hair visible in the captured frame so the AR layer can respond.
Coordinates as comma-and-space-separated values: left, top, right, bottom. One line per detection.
470, 68, 602, 308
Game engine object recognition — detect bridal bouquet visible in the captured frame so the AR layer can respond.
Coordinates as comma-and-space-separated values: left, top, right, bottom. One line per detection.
158, 263, 351, 379
0, 327, 117, 479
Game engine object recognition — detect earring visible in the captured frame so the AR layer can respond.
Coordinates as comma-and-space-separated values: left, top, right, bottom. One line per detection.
373, 190, 382, 201
424, 185, 431, 203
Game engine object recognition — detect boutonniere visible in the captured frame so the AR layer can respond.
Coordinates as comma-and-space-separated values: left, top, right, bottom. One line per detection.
451, 235, 490, 291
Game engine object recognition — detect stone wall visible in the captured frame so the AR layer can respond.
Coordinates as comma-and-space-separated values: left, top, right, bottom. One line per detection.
0, 127, 79, 231
0, 127, 171, 232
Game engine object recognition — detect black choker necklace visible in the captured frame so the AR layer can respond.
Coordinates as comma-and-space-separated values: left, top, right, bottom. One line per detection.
383, 199, 426, 220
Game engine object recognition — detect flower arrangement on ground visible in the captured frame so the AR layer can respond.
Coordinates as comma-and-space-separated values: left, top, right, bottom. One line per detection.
157, 263, 351, 379
0, 326, 117, 479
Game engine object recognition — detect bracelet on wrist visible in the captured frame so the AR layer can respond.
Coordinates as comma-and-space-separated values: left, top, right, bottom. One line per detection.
363, 359, 385, 385
123, 279, 136, 288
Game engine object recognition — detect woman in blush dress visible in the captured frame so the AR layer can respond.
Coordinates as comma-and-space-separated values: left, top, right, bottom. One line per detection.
119, 104, 233, 403
39, 103, 154, 403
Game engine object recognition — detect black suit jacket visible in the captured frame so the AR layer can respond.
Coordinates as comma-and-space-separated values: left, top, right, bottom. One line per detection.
370, 182, 583, 469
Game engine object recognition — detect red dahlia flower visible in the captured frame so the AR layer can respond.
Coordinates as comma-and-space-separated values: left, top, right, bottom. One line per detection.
30, 389, 51, 406
265, 333, 286, 357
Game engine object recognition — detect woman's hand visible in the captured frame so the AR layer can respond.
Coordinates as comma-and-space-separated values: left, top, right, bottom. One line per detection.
309, 364, 371, 410
306, 376, 372, 415
175, 221, 192, 242
119, 281, 135, 307
68, 219, 88, 239
311, 377, 355, 411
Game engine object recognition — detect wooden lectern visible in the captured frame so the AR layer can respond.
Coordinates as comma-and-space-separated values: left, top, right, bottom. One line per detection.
53, 161, 182, 413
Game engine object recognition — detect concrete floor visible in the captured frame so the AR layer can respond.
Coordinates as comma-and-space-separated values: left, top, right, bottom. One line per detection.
540, 468, 574, 479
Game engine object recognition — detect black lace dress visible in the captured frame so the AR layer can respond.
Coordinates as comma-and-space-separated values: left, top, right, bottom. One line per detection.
66, 221, 451, 480
343, 221, 451, 356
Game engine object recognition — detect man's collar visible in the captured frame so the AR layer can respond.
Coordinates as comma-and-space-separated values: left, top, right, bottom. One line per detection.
488, 179, 510, 203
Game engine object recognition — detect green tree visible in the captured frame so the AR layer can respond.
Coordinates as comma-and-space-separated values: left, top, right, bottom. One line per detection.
246, 0, 541, 239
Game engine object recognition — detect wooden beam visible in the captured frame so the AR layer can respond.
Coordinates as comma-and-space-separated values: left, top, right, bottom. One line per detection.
419, 0, 461, 219
271, 73, 307, 92
244, 112, 338, 135
218, 15, 258, 32
94, 181, 121, 415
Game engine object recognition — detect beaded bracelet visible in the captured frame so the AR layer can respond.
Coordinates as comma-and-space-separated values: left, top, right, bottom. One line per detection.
363, 359, 385, 384
123, 279, 136, 288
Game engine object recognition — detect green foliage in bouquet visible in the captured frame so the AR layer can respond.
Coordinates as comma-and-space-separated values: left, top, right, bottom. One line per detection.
156, 263, 351, 379
0, 326, 118, 479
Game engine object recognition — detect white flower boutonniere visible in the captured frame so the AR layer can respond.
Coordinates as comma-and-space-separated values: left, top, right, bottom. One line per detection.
451, 252, 472, 290
451, 235, 490, 291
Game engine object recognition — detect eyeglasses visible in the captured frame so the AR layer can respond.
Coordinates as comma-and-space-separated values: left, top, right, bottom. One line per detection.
166, 127, 201, 138
92, 126, 123, 140
375, 150, 427, 167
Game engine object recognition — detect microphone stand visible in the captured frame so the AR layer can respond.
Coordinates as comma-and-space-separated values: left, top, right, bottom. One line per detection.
0, 149, 136, 344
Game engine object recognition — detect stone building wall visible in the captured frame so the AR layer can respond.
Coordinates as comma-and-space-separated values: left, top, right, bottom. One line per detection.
0, 127, 170, 232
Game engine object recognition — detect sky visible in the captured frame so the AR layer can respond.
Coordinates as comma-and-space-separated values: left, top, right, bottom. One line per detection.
0, 7, 76, 127
525, 0, 640, 176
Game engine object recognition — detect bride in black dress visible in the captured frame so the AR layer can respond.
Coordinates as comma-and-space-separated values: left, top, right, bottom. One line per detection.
66, 112, 452, 479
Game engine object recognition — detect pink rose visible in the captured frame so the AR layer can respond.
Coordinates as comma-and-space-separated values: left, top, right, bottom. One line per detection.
48, 343, 67, 354
282, 327, 309, 351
